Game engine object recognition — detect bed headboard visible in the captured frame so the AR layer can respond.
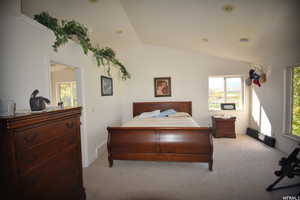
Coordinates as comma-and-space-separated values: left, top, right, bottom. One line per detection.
133, 101, 192, 117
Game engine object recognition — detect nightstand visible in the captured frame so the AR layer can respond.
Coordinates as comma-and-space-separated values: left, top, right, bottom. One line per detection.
211, 116, 236, 138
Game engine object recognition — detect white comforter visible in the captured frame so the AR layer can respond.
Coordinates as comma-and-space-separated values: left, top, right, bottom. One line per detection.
122, 116, 200, 127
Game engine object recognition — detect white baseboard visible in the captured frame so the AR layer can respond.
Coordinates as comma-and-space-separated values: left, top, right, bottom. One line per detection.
85, 141, 107, 167
86, 153, 97, 167
96, 141, 107, 159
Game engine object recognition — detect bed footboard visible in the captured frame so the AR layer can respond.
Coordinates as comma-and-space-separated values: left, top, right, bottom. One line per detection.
107, 127, 213, 170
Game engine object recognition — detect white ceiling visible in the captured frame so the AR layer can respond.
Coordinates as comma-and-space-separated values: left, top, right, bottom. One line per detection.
22, 0, 300, 64
21, 0, 140, 49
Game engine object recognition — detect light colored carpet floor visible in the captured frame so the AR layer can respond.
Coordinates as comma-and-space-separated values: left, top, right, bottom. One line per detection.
83, 135, 300, 200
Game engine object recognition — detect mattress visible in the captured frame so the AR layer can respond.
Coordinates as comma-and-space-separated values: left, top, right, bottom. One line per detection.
122, 116, 200, 127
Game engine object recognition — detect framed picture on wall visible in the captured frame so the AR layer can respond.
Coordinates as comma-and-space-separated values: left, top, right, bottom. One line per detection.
154, 77, 172, 97
101, 76, 113, 96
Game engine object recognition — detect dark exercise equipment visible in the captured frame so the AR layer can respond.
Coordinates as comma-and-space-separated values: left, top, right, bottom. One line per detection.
266, 144, 300, 196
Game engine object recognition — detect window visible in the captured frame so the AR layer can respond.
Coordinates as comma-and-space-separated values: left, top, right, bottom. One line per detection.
209, 76, 243, 110
56, 81, 78, 107
285, 65, 300, 139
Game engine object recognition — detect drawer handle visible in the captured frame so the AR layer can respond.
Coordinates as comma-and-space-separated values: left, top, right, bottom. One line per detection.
23, 133, 38, 144
66, 122, 74, 128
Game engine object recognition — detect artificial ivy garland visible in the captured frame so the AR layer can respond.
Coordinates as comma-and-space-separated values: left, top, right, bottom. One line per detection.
34, 12, 130, 80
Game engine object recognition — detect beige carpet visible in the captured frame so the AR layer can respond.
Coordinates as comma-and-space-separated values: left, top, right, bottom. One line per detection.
83, 135, 300, 200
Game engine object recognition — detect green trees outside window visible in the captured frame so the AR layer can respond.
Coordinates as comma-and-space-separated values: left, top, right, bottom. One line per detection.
292, 66, 300, 137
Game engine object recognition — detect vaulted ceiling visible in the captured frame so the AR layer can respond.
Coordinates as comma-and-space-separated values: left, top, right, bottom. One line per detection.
22, 0, 300, 64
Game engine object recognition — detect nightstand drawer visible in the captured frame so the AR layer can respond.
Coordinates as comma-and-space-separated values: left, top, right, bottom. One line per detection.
216, 123, 234, 129
217, 130, 236, 137
15, 118, 77, 150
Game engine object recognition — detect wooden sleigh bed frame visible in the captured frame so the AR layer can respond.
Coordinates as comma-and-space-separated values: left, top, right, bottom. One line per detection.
107, 101, 213, 170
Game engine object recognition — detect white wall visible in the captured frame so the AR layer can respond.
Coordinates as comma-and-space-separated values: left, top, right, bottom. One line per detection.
249, 55, 300, 154
119, 45, 250, 134
0, 0, 123, 167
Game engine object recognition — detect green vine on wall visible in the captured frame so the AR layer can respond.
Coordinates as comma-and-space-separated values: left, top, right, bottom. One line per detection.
34, 12, 130, 80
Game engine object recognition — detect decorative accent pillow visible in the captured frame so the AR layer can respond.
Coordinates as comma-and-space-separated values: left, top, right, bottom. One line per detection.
157, 109, 176, 118
138, 110, 160, 118
168, 112, 191, 118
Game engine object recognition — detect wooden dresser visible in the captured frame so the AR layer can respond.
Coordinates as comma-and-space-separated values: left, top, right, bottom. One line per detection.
211, 116, 236, 138
0, 107, 85, 200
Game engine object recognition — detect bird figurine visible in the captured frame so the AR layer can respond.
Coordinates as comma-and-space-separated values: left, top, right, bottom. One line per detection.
29, 89, 50, 111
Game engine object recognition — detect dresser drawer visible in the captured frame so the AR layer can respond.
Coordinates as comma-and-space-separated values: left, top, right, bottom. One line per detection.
17, 132, 78, 175
15, 118, 77, 150
21, 146, 81, 200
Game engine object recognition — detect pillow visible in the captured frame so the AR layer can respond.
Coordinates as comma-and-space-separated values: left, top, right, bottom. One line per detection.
168, 112, 191, 118
157, 109, 176, 117
138, 110, 160, 118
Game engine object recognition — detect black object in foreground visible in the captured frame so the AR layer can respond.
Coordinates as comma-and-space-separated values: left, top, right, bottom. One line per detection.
266, 144, 300, 196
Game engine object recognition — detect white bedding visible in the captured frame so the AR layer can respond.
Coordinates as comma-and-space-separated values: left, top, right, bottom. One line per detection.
122, 116, 200, 127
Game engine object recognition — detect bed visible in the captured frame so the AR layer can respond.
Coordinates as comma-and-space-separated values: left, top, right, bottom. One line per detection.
107, 101, 213, 170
